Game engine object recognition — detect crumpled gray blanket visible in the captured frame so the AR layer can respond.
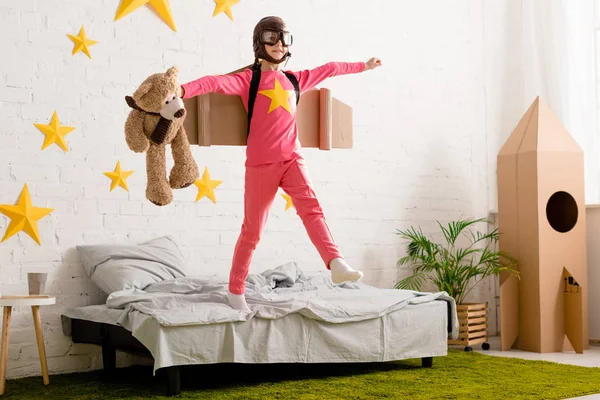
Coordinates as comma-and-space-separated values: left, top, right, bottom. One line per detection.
106, 262, 458, 336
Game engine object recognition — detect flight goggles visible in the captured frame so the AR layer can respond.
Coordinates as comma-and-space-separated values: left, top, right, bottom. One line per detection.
260, 30, 293, 46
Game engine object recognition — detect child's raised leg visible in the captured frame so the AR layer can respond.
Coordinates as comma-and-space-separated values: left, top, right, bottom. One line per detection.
280, 157, 363, 284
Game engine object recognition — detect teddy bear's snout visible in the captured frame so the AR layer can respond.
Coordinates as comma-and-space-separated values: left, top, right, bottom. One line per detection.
160, 96, 185, 121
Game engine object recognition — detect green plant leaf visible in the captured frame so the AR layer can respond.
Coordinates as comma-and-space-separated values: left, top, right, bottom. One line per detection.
394, 217, 519, 304
394, 271, 427, 291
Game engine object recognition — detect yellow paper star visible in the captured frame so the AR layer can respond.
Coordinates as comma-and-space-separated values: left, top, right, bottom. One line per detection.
281, 193, 294, 211
194, 167, 223, 204
213, 0, 240, 21
259, 78, 295, 114
0, 184, 53, 245
103, 161, 134, 192
34, 111, 75, 152
114, 0, 177, 31
67, 26, 98, 58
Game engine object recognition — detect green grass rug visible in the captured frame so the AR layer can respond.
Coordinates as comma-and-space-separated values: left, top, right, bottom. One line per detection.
3, 349, 600, 399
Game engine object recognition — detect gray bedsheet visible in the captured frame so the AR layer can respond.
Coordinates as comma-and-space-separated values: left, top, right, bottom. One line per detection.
106, 262, 458, 332
63, 262, 458, 373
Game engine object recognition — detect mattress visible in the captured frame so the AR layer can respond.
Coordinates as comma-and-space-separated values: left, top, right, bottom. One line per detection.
62, 299, 451, 374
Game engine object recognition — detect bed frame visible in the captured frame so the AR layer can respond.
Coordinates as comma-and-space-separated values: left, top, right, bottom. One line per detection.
69, 317, 438, 396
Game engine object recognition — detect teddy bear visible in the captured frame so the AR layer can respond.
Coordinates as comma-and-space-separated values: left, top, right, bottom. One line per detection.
124, 66, 199, 206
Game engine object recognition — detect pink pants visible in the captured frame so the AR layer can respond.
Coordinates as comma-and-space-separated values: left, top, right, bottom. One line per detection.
228, 157, 343, 294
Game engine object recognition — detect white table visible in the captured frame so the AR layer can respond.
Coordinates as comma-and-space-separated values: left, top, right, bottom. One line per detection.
0, 295, 56, 395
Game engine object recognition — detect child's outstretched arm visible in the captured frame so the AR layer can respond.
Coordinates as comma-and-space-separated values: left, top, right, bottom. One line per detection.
293, 57, 382, 92
180, 70, 251, 99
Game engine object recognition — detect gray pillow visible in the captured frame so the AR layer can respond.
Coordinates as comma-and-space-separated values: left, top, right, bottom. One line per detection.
76, 235, 187, 294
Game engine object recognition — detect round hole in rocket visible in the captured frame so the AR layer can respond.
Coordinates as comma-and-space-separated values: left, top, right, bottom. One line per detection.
546, 191, 578, 233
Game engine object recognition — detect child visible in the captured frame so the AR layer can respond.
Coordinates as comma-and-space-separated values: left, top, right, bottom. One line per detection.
181, 16, 382, 311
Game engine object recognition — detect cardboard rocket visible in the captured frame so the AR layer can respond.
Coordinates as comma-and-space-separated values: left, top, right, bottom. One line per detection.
182, 82, 353, 149
497, 96, 589, 353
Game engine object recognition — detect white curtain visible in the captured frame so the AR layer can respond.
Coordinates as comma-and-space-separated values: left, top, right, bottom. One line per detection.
520, 0, 598, 203
485, 0, 597, 334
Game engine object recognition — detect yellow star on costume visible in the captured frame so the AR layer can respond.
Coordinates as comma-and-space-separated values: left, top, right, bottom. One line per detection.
0, 184, 53, 245
213, 0, 239, 21
103, 161, 134, 192
259, 78, 295, 114
281, 193, 294, 211
194, 167, 223, 204
67, 26, 98, 58
114, 0, 177, 31
34, 111, 75, 152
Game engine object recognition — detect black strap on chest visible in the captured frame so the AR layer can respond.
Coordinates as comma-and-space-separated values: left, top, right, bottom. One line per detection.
247, 68, 300, 136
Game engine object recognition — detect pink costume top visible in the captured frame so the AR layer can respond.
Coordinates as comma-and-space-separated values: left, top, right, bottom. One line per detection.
181, 61, 365, 166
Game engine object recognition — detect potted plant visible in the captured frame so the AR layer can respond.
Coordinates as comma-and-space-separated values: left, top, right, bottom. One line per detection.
394, 217, 519, 351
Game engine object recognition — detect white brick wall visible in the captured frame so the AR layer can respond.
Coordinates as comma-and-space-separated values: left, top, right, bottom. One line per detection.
0, 0, 522, 379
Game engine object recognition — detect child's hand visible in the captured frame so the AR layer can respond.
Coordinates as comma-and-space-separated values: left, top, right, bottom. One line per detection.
365, 57, 382, 71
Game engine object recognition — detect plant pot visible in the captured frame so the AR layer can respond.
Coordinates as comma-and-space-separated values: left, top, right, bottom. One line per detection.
448, 303, 489, 351
27, 272, 47, 295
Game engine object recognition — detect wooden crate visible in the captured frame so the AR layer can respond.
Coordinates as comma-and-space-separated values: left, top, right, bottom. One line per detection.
448, 303, 488, 347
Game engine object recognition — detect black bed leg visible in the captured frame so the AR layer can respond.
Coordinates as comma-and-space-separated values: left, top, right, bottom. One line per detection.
100, 324, 116, 373
422, 357, 433, 368
165, 366, 181, 396
101, 344, 117, 372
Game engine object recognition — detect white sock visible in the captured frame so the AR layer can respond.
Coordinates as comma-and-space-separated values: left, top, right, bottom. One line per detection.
329, 258, 363, 284
228, 291, 251, 312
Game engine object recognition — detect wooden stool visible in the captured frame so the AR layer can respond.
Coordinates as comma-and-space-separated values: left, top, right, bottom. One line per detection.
0, 295, 56, 395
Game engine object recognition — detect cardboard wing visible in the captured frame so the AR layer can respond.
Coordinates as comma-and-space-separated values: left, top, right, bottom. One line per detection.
182, 87, 353, 149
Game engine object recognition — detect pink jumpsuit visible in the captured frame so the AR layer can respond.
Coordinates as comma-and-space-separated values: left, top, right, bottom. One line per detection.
182, 61, 366, 294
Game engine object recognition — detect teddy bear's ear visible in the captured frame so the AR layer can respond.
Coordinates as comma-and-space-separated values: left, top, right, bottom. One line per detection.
167, 66, 179, 77
133, 80, 153, 100
125, 95, 138, 109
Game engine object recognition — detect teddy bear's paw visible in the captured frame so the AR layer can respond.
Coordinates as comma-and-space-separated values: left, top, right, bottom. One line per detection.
127, 137, 150, 153
169, 164, 199, 189
146, 185, 173, 206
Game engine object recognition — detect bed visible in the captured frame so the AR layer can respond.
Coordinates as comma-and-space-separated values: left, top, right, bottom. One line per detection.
60, 236, 459, 396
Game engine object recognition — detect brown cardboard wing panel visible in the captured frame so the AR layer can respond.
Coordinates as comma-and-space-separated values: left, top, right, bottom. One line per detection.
296, 88, 321, 148
198, 93, 248, 146
182, 88, 353, 149
331, 96, 353, 149
198, 94, 213, 145
319, 88, 332, 150
183, 96, 198, 145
